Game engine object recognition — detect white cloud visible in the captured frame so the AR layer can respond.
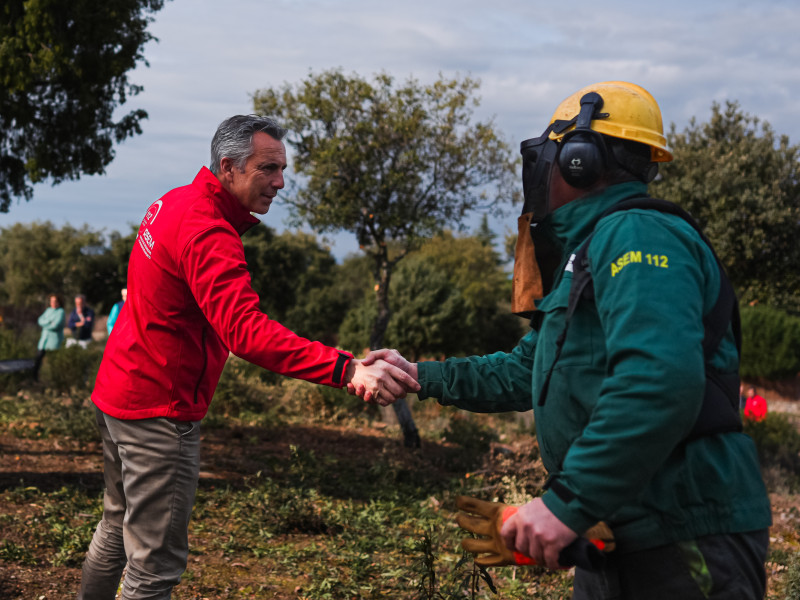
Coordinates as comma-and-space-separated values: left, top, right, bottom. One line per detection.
3, 0, 799, 261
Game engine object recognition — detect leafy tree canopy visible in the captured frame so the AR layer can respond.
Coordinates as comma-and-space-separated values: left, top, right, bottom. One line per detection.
253, 69, 519, 252
339, 256, 466, 361
242, 225, 354, 346
0, 221, 130, 319
252, 69, 519, 352
338, 231, 523, 359
414, 230, 523, 354
740, 304, 800, 380
382, 256, 467, 361
0, 0, 168, 211
652, 101, 800, 312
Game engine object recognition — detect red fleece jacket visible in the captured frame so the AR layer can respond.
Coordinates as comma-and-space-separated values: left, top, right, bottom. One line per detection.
92, 167, 352, 421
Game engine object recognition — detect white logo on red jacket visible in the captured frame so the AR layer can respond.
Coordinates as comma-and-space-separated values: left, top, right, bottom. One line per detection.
137, 200, 162, 259
138, 227, 155, 259
144, 200, 163, 224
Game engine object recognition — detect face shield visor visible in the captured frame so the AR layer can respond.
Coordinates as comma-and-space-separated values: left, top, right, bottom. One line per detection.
520, 126, 559, 224
512, 124, 563, 317
520, 112, 584, 224
513, 119, 578, 315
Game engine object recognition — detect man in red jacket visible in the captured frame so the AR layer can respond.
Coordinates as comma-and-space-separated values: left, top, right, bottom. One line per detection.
78, 115, 419, 600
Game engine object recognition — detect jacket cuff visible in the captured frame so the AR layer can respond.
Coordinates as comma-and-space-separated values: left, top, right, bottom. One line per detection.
332, 351, 354, 386
416, 361, 443, 400
540, 478, 597, 536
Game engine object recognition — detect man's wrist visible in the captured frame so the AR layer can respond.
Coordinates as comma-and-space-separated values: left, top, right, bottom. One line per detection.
343, 357, 359, 385
541, 489, 594, 537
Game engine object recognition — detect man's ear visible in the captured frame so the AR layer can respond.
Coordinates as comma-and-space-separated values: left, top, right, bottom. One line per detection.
217, 157, 236, 184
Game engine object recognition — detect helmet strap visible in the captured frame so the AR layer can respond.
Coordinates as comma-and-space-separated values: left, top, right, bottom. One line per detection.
556, 93, 611, 188
607, 138, 659, 184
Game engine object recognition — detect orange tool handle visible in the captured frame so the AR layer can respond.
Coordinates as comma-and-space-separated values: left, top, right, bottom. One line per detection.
501, 506, 609, 567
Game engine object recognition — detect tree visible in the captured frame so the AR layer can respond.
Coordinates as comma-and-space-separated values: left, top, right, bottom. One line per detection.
253, 69, 519, 446
242, 225, 355, 346
339, 256, 467, 362
339, 232, 523, 361
0, 221, 127, 327
0, 0, 168, 211
107, 226, 138, 296
385, 259, 466, 361
651, 101, 800, 312
739, 305, 800, 381
415, 231, 523, 355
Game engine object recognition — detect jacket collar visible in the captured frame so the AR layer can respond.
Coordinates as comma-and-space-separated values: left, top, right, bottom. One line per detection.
192, 167, 261, 235
547, 181, 649, 251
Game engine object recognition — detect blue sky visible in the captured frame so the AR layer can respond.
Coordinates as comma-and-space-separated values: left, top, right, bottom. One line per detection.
2, 0, 799, 261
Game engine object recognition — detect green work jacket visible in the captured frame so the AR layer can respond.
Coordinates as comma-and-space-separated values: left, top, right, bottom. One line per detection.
418, 181, 771, 553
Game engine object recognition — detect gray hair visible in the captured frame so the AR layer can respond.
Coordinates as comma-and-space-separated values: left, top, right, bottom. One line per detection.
210, 115, 287, 174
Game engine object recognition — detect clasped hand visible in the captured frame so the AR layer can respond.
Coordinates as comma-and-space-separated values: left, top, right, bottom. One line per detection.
344, 349, 419, 406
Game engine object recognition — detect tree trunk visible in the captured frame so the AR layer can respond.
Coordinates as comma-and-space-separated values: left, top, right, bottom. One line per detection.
370, 256, 420, 449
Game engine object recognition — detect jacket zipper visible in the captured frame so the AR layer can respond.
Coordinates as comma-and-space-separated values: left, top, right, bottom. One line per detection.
194, 327, 208, 404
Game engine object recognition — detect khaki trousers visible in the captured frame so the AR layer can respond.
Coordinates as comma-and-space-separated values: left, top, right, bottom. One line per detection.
78, 407, 201, 600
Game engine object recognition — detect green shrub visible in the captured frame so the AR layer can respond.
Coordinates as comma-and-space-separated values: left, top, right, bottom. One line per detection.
0, 485, 101, 567
0, 389, 98, 441
206, 356, 279, 428
785, 552, 800, 600
740, 305, 800, 380
0, 539, 36, 565
316, 383, 381, 421
39, 344, 104, 395
443, 415, 499, 456
743, 413, 800, 479
0, 326, 35, 393
261, 377, 380, 426
770, 550, 800, 600
0, 323, 32, 358
205, 356, 368, 429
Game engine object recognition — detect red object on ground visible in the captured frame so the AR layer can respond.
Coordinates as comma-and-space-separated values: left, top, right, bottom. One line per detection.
744, 394, 768, 422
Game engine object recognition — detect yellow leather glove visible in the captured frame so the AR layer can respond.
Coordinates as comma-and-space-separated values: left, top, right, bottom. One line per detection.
456, 495, 615, 569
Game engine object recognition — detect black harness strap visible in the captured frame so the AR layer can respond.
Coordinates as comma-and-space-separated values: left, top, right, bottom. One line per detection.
537, 198, 742, 440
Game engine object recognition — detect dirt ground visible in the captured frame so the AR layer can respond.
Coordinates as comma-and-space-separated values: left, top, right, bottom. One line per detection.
0, 421, 456, 599
2, 408, 800, 599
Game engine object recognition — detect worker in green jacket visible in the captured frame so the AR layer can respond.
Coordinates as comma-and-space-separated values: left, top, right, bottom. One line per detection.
354, 82, 771, 599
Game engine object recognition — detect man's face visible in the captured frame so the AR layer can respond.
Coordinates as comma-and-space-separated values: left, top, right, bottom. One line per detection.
220, 132, 287, 215
75, 297, 84, 310
547, 163, 572, 214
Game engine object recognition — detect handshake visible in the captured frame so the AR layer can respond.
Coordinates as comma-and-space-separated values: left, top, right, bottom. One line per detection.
343, 349, 419, 407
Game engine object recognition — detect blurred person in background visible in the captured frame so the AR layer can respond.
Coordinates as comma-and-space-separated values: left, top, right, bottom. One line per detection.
66, 294, 95, 348
744, 386, 768, 422
32, 293, 65, 381
106, 287, 127, 336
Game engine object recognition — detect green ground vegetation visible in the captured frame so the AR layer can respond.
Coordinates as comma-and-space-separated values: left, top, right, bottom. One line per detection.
1, 355, 800, 599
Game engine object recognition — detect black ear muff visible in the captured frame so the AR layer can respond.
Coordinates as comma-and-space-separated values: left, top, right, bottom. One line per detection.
557, 92, 608, 189
557, 131, 607, 188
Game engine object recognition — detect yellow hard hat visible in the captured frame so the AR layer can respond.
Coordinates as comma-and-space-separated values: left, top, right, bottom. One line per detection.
548, 81, 672, 162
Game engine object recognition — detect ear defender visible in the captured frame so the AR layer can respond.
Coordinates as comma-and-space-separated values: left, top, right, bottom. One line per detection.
556, 92, 608, 188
